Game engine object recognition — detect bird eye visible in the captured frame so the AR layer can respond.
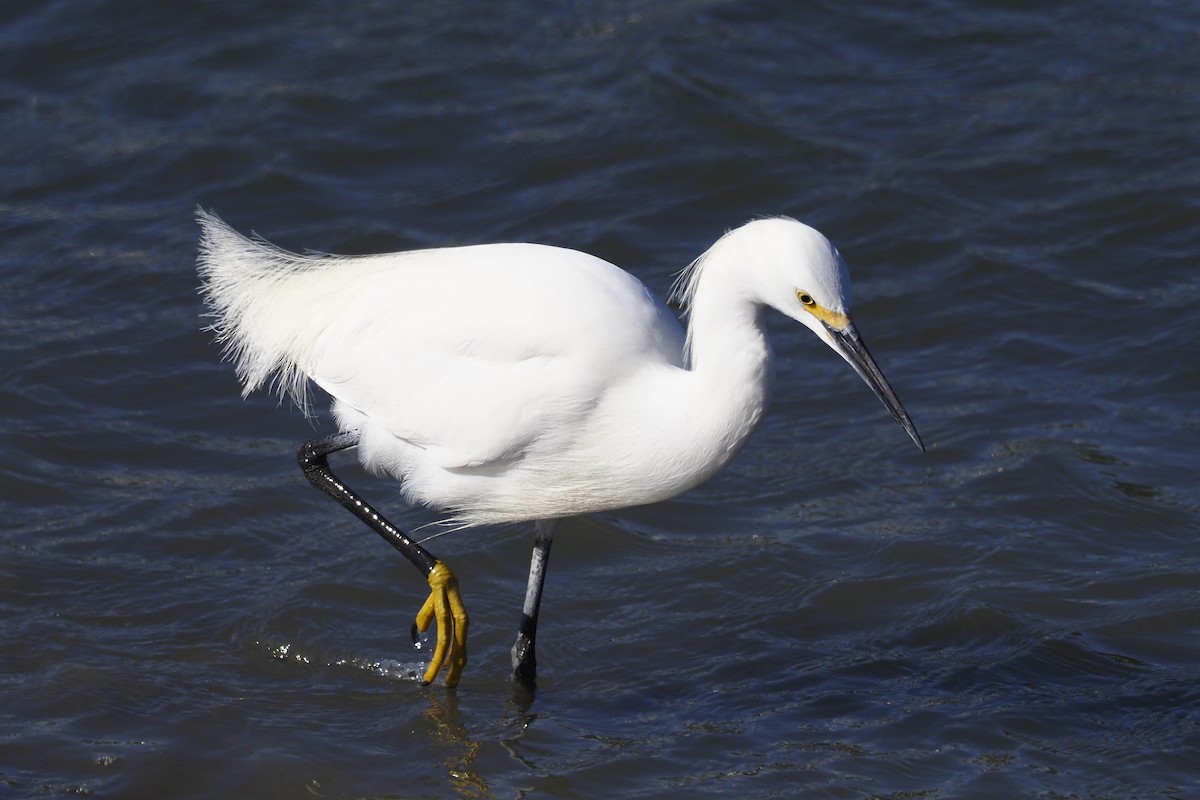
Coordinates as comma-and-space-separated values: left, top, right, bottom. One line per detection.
797, 291, 815, 306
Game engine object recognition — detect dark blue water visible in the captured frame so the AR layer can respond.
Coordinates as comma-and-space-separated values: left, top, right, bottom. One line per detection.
2, 1, 1198, 797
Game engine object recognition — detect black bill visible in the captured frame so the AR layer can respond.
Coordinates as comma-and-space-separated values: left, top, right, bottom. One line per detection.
826, 322, 925, 451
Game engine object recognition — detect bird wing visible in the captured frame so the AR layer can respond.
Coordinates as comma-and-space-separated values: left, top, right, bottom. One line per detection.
304, 243, 684, 471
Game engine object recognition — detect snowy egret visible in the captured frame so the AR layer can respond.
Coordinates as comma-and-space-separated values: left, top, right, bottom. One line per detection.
196, 210, 923, 688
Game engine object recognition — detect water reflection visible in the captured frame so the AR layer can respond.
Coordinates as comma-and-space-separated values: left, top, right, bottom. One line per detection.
420, 692, 491, 800
412, 677, 546, 799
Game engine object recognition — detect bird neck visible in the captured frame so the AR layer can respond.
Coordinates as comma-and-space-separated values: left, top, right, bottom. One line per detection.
680, 264, 775, 466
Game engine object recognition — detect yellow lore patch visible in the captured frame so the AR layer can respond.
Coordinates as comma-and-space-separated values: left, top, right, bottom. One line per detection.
797, 290, 850, 330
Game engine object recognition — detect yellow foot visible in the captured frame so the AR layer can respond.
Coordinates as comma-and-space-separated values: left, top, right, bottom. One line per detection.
414, 561, 469, 687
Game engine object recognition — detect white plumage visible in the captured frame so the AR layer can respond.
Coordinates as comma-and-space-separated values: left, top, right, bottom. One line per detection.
199, 212, 920, 525
197, 209, 922, 685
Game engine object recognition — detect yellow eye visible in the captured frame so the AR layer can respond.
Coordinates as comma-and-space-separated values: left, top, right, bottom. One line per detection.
797, 291, 816, 307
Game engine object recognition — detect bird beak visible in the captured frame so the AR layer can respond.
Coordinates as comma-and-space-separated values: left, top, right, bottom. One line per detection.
824, 321, 925, 451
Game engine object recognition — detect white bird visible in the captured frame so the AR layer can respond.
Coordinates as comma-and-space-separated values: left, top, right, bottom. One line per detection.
196, 210, 923, 688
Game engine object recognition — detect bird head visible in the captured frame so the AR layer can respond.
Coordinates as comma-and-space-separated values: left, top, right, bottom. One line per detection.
739, 218, 925, 452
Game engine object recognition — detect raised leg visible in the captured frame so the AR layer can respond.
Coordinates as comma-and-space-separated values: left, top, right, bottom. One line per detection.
298, 431, 468, 687
511, 519, 557, 685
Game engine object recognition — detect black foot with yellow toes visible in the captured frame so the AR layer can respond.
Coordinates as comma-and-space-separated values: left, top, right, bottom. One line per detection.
414, 561, 469, 686
299, 432, 469, 687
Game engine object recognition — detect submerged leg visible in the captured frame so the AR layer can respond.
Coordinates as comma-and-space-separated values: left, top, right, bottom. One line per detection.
297, 431, 468, 687
511, 519, 557, 686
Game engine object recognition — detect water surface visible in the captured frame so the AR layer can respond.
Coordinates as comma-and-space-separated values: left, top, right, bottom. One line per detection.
1, 1, 1198, 798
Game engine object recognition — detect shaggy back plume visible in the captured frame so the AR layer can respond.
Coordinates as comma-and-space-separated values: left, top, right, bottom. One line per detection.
196, 208, 339, 413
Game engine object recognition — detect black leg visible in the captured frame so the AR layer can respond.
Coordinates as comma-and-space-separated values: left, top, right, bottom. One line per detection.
297, 431, 437, 576
511, 519, 556, 686
297, 430, 468, 686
